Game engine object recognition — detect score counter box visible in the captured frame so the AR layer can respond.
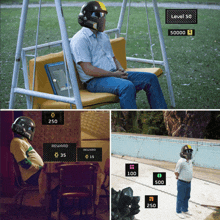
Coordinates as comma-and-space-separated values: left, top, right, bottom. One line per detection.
43, 143, 76, 162
168, 29, 195, 36
77, 148, 102, 162
42, 111, 64, 125
166, 9, 197, 24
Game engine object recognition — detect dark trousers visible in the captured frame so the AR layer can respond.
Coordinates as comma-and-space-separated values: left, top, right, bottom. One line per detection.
87, 71, 167, 109
25, 169, 42, 186
176, 179, 191, 213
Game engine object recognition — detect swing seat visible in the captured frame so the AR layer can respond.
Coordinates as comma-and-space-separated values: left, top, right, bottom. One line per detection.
111, 37, 163, 77
29, 37, 162, 109
29, 52, 119, 109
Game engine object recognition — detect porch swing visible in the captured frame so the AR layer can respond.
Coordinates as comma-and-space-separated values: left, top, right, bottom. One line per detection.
9, 0, 175, 109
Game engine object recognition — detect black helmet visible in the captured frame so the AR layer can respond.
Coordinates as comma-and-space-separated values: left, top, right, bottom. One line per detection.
11, 116, 36, 141
78, 1, 108, 32
180, 145, 193, 160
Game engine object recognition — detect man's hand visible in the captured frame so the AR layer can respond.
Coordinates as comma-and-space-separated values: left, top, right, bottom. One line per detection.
175, 172, 179, 179
113, 57, 125, 72
118, 68, 126, 72
79, 62, 128, 79
113, 70, 128, 79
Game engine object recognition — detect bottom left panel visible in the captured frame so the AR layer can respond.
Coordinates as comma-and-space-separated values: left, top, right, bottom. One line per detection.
0, 110, 110, 220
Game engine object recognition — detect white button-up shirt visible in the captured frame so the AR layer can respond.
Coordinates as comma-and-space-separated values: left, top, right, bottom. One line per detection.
175, 158, 193, 182
70, 27, 117, 83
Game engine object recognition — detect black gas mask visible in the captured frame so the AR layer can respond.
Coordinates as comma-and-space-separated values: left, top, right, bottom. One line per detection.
180, 145, 193, 160
78, 1, 108, 32
90, 11, 106, 32
11, 116, 36, 141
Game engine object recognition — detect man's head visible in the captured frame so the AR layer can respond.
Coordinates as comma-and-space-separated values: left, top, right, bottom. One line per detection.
180, 145, 193, 160
11, 116, 36, 141
78, 1, 108, 32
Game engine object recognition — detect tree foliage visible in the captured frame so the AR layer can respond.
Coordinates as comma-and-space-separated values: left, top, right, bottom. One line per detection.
111, 111, 167, 135
111, 111, 220, 140
204, 112, 220, 139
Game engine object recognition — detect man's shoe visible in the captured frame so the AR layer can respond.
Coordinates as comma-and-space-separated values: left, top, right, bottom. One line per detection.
183, 211, 193, 216
176, 213, 185, 219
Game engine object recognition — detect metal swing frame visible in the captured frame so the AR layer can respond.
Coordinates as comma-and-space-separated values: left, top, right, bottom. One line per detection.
117, 0, 175, 107
9, 0, 175, 109
9, 0, 83, 109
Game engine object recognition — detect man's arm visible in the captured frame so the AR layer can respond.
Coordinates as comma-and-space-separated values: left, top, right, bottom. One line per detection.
175, 172, 179, 179
175, 159, 182, 180
11, 139, 42, 171
113, 57, 125, 72
79, 62, 128, 79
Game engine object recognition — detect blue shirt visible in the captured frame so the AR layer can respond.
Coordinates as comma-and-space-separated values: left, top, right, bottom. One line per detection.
70, 27, 117, 83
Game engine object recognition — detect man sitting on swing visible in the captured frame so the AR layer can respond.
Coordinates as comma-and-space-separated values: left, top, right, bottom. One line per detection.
70, 1, 167, 109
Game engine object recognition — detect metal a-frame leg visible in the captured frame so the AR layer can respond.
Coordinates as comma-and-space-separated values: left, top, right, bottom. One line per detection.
9, 0, 83, 109
55, 0, 83, 109
9, 0, 29, 109
152, 0, 176, 107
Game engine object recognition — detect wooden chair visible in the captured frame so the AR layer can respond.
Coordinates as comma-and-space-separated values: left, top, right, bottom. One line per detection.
12, 155, 39, 207
100, 158, 110, 209
57, 164, 97, 220
29, 37, 163, 109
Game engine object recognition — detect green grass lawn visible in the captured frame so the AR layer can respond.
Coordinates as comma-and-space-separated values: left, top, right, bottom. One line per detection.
0, 6, 220, 109
1, 0, 220, 4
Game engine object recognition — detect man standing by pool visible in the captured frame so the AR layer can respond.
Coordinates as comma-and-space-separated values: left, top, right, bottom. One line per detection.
175, 145, 193, 219
70, 1, 167, 109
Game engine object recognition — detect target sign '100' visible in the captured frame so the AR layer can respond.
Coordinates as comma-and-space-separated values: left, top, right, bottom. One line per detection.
125, 164, 138, 177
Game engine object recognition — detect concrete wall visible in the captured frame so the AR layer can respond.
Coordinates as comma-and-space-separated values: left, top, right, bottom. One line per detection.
111, 133, 220, 169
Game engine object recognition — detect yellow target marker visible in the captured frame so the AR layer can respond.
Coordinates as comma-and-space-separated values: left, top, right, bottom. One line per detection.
54, 152, 59, 158
51, 112, 55, 118
187, 30, 193, 36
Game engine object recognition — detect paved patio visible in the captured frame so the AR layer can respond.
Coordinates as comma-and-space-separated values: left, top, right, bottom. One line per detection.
111, 155, 220, 220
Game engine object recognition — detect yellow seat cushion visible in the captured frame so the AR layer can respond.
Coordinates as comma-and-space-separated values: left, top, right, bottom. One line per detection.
110, 37, 127, 70
39, 90, 119, 109
110, 37, 163, 78
29, 51, 119, 109
126, 68, 163, 77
